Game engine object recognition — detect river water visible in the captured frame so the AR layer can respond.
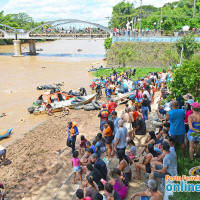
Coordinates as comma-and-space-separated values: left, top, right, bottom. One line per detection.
0, 39, 106, 147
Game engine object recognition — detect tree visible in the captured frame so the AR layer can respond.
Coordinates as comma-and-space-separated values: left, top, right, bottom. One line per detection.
176, 33, 199, 60
104, 37, 112, 51
168, 56, 200, 102
108, 0, 134, 28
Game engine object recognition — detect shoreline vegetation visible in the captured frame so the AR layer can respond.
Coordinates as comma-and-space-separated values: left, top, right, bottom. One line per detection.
93, 67, 164, 81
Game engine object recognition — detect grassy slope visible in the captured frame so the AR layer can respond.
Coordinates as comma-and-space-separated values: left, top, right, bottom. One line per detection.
92, 67, 164, 80
169, 145, 200, 200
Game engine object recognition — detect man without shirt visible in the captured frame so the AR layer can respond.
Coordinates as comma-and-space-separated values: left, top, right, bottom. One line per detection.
130, 180, 163, 200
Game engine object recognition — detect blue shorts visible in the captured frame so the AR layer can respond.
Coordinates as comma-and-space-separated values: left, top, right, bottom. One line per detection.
73, 166, 81, 173
100, 121, 107, 131
187, 132, 200, 142
106, 96, 111, 100
0, 149, 6, 156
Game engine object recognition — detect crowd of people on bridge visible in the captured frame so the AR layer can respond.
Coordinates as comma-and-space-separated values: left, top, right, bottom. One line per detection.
64, 67, 200, 200
113, 27, 200, 37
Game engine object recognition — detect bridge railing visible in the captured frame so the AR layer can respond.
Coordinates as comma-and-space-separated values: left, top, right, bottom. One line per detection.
113, 30, 200, 38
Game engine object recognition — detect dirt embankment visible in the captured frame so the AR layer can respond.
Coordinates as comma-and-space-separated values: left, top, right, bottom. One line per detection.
0, 109, 100, 199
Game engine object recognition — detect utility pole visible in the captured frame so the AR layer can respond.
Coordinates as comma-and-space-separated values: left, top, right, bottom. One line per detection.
193, 0, 196, 17
139, 0, 142, 35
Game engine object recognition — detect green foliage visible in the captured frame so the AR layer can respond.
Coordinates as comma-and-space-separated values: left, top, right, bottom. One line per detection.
0, 11, 43, 45
108, 0, 200, 30
176, 34, 199, 60
104, 37, 113, 51
107, 42, 179, 67
168, 56, 200, 102
168, 144, 200, 200
93, 67, 163, 81
108, 0, 134, 28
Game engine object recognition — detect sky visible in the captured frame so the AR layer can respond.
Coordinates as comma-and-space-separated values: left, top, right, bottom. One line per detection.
1, 0, 179, 26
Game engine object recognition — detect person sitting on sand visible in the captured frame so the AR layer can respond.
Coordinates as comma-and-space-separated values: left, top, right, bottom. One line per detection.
71, 151, 82, 184
82, 175, 99, 200
62, 107, 70, 117
86, 141, 96, 154
0, 145, 6, 165
126, 140, 136, 160
134, 144, 157, 180
103, 183, 121, 200
81, 149, 92, 166
76, 188, 91, 200
130, 180, 163, 200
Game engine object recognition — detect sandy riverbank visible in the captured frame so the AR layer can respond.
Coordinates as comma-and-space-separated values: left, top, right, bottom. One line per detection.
1, 108, 102, 199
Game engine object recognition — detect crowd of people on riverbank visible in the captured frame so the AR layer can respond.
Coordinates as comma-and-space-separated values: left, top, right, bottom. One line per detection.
1, 67, 200, 199
65, 67, 200, 200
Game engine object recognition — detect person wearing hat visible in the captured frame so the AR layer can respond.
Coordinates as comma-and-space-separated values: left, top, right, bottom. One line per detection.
130, 180, 163, 200
98, 105, 110, 133
187, 102, 200, 160
183, 93, 195, 101
67, 122, 79, 153
150, 142, 177, 180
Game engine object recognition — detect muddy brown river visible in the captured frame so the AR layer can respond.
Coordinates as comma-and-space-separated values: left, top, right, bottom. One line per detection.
0, 39, 106, 147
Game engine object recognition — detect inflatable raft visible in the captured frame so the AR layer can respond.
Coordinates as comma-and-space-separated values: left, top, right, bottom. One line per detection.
0, 128, 13, 140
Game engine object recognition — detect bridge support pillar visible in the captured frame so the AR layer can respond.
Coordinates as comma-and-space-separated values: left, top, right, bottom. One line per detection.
28, 40, 36, 55
13, 40, 23, 57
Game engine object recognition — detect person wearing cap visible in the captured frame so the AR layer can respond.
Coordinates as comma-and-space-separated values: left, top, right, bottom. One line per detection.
79, 87, 87, 96
107, 99, 117, 114
187, 102, 200, 160
98, 105, 110, 133
67, 122, 79, 153
112, 111, 120, 136
0, 145, 6, 166
165, 101, 186, 156
150, 142, 177, 180
130, 180, 163, 200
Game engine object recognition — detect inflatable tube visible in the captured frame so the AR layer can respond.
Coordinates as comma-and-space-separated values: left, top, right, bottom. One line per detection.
71, 100, 78, 105
28, 106, 35, 114
73, 92, 81, 96
75, 96, 86, 102
92, 100, 101, 109
74, 105, 84, 110
84, 105, 96, 111
85, 103, 93, 106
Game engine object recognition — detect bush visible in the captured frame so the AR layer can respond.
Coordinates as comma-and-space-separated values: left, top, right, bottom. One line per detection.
104, 37, 112, 51
168, 56, 200, 102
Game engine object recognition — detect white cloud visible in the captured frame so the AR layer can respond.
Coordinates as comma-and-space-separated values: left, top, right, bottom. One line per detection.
2, 0, 179, 26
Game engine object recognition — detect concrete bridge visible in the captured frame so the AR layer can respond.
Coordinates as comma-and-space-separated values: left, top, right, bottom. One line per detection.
0, 19, 113, 56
